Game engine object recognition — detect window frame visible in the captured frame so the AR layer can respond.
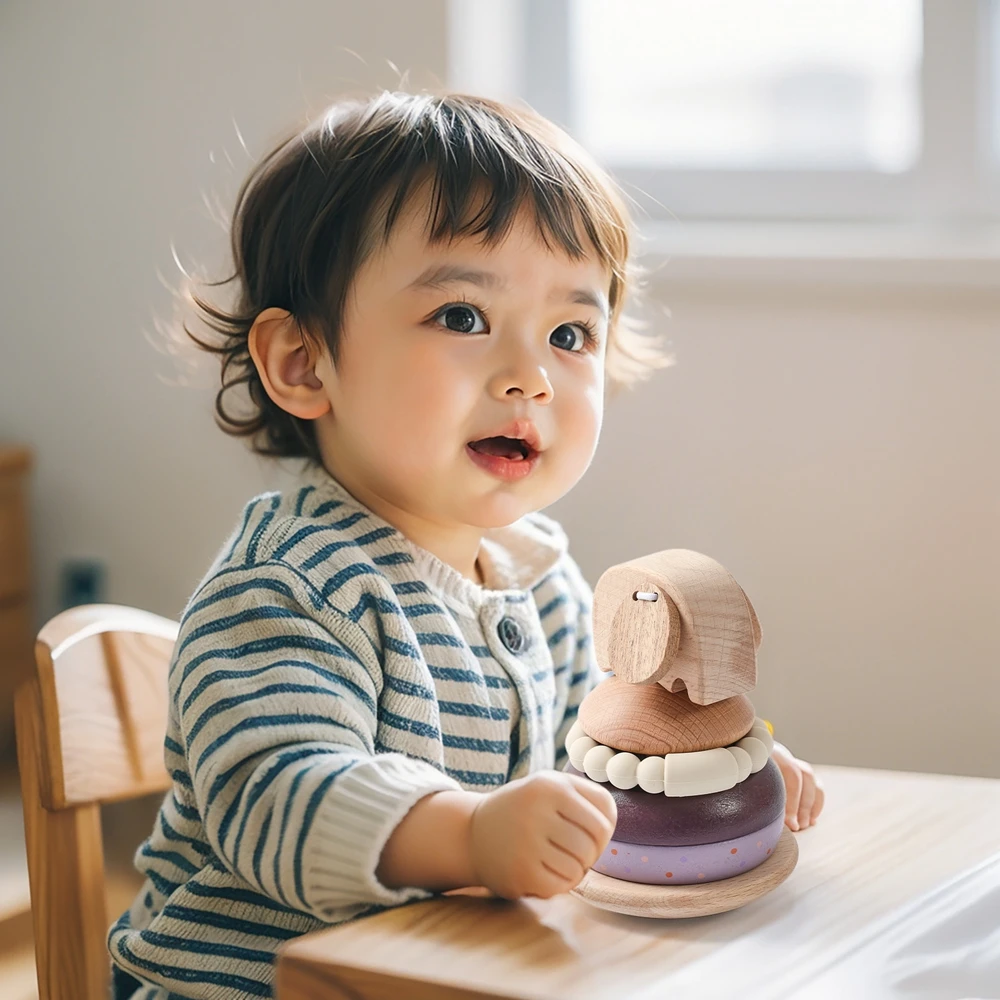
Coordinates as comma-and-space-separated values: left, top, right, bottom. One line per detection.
449, 0, 1000, 225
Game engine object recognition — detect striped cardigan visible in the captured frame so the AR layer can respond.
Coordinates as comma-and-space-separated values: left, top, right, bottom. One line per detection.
109, 461, 600, 999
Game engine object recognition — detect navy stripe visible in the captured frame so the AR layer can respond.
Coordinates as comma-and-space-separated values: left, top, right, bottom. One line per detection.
143, 869, 182, 897
186, 577, 298, 621
160, 903, 301, 941
446, 768, 506, 786
187, 682, 343, 746
138, 929, 273, 964
417, 632, 466, 649
245, 494, 280, 565
380, 708, 440, 741
272, 522, 344, 561
548, 625, 572, 647
178, 605, 313, 658
355, 526, 397, 546
196, 711, 359, 776
223, 500, 260, 564
231, 747, 340, 864
114, 937, 270, 995
346, 592, 404, 624
180, 633, 364, 690
392, 580, 429, 595
310, 499, 343, 518
158, 813, 211, 857
273, 765, 311, 906
383, 635, 421, 658
182, 880, 303, 916
252, 811, 272, 891
169, 794, 200, 822
294, 485, 315, 517
299, 514, 369, 568
372, 551, 413, 566
428, 665, 485, 686
182, 657, 375, 717
400, 602, 444, 619
438, 701, 509, 721
140, 845, 200, 876
317, 562, 383, 601
293, 761, 355, 905
383, 674, 436, 700
442, 733, 509, 754
280, 533, 356, 565
538, 594, 567, 620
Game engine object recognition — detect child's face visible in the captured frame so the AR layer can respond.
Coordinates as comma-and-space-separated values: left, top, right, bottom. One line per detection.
313, 193, 609, 532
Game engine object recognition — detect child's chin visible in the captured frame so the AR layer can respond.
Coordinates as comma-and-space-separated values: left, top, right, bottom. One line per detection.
464, 494, 541, 529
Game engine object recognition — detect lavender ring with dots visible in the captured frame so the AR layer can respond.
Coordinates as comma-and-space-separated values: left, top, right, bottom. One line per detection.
594, 813, 785, 886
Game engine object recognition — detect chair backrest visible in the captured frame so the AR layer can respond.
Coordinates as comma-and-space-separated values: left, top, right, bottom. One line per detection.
15, 603, 178, 1000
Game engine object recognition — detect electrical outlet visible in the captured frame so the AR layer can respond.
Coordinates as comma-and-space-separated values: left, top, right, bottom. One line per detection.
59, 559, 106, 610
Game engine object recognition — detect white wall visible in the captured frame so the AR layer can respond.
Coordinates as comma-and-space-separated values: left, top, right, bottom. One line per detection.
1, 1, 996, 779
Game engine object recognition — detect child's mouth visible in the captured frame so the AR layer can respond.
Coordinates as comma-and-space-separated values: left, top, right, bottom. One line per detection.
467, 436, 539, 481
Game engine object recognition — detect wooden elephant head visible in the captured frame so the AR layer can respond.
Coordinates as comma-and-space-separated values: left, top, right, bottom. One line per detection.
592, 549, 761, 705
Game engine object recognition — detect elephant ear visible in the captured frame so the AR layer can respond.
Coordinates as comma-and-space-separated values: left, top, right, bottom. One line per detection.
592, 563, 682, 685
741, 586, 762, 649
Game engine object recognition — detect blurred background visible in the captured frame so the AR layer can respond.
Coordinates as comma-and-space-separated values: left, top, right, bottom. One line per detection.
0, 0, 997, 792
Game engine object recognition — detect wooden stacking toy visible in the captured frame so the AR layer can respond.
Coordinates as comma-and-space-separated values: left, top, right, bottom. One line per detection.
566, 549, 798, 918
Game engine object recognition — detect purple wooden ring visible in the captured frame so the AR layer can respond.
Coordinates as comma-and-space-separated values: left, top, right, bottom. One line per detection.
565, 757, 785, 847
593, 813, 785, 885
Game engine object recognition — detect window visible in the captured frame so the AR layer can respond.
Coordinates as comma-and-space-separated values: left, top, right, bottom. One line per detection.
449, 0, 1000, 226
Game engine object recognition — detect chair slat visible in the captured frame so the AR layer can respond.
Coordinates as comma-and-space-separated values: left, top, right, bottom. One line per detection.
17, 603, 179, 1000
38, 606, 177, 808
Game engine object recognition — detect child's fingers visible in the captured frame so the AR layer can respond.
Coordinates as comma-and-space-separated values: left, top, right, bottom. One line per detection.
809, 781, 826, 825
563, 772, 618, 826
796, 776, 817, 831
547, 819, 601, 872
554, 791, 616, 855
539, 842, 586, 886
781, 762, 803, 831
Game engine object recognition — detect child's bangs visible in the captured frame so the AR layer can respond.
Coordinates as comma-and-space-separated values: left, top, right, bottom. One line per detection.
371, 99, 630, 304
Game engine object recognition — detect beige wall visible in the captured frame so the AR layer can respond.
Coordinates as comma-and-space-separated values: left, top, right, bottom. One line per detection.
549, 278, 1000, 779
1, 1, 996, 779
0, 0, 447, 619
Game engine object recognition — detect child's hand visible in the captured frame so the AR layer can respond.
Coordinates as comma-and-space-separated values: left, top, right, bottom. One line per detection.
469, 771, 617, 899
772, 741, 825, 831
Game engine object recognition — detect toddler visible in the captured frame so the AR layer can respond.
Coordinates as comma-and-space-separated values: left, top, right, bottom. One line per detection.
110, 90, 824, 1000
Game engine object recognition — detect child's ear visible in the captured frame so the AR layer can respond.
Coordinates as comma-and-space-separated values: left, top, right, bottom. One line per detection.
248, 307, 331, 420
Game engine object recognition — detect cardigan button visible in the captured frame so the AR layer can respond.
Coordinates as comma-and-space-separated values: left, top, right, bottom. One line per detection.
497, 616, 527, 654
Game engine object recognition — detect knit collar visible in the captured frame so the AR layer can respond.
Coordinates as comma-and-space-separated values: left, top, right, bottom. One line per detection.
296, 462, 568, 604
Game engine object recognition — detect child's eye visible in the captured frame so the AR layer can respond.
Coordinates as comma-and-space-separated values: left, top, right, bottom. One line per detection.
434, 302, 487, 334
550, 322, 595, 353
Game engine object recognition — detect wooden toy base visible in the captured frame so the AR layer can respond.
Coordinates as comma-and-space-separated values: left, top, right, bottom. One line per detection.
571, 827, 798, 918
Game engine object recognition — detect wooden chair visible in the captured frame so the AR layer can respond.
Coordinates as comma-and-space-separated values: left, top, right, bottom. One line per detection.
15, 604, 178, 1000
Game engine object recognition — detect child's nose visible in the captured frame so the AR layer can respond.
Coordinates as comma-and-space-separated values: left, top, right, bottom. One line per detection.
489, 362, 554, 401
487, 341, 554, 401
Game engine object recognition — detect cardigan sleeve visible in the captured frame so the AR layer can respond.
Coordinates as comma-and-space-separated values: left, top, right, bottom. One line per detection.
168, 560, 462, 920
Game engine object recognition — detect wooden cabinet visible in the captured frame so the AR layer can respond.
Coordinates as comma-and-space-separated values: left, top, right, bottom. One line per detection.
0, 448, 32, 758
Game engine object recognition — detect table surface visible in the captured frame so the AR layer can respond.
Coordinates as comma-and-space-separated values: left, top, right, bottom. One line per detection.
276, 764, 1000, 1000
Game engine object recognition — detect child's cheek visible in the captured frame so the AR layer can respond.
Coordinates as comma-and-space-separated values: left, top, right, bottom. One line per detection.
373, 341, 475, 448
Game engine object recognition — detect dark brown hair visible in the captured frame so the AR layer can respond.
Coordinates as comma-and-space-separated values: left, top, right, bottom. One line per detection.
186, 90, 672, 461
